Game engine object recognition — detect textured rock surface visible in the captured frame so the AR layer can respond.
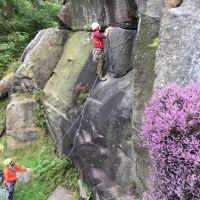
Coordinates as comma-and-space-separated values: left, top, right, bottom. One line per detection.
44, 31, 93, 154
0, 118, 5, 137
132, 14, 160, 192
145, 0, 165, 18
0, 73, 13, 98
6, 96, 40, 150
0, 122, 5, 136
105, 28, 136, 77
154, 0, 200, 91
13, 28, 67, 91
21, 30, 46, 62
71, 72, 148, 199
47, 186, 73, 200
59, 0, 138, 30
135, 0, 147, 14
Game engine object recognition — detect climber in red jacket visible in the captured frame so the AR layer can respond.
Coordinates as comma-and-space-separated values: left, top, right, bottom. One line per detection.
3, 158, 27, 200
92, 22, 111, 81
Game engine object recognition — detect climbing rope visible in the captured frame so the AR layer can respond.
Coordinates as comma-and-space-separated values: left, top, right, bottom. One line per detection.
60, 34, 136, 159
47, 32, 136, 159
0, 187, 7, 199
55, 75, 99, 148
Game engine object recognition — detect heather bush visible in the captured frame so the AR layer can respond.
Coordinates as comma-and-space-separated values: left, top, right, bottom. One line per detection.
140, 83, 200, 200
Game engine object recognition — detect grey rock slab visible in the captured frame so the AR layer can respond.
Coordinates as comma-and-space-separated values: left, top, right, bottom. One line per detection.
145, 0, 165, 18
6, 97, 37, 130
58, 0, 138, 30
131, 14, 160, 195
154, 1, 200, 91
6, 96, 40, 150
48, 186, 73, 200
6, 135, 38, 150
71, 72, 149, 199
44, 31, 93, 156
13, 28, 68, 91
105, 28, 136, 77
132, 14, 160, 133
21, 30, 46, 62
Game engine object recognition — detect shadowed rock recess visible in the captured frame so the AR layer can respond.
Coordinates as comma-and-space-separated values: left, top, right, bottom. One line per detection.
7, 0, 200, 199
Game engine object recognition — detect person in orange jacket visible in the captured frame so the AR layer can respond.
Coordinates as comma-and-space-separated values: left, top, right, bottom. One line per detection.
3, 158, 27, 200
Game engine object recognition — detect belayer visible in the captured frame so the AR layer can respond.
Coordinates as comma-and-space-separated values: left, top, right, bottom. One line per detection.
92, 22, 111, 81
3, 159, 28, 200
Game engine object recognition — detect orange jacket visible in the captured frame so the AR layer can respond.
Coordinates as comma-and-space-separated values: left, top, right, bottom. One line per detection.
4, 164, 27, 182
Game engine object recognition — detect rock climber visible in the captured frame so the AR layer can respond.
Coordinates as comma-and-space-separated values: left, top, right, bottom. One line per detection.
92, 22, 111, 81
3, 158, 27, 200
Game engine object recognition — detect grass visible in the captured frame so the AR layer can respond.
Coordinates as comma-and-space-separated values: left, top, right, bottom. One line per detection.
0, 137, 79, 200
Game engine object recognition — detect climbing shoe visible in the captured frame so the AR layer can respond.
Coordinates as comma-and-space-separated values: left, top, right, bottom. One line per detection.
100, 77, 107, 81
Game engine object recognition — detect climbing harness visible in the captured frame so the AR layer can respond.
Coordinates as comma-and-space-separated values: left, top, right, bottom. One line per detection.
92, 48, 103, 63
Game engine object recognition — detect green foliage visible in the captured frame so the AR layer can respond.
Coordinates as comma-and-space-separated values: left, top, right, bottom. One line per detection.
0, 0, 61, 78
73, 84, 90, 107
34, 156, 78, 192
82, 182, 92, 200
72, 181, 92, 200
33, 89, 46, 128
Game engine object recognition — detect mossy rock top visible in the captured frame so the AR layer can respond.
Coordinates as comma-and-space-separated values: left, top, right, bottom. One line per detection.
44, 31, 93, 110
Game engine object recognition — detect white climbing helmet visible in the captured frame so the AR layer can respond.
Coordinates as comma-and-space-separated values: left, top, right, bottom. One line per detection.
91, 22, 100, 31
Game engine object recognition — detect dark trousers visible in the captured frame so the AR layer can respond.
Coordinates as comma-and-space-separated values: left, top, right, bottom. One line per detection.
6, 181, 16, 200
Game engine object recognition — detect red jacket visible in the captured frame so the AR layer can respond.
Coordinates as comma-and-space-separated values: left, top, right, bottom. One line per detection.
4, 165, 27, 182
93, 30, 106, 49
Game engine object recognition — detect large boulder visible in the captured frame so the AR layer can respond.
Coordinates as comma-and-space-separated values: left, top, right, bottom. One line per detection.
0, 73, 13, 98
13, 28, 68, 91
44, 31, 93, 155
131, 14, 161, 193
71, 72, 148, 199
59, 0, 138, 30
6, 96, 40, 150
21, 30, 46, 62
47, 186, 73, 200
105, 28, 136, 77
154, 0, 200, 90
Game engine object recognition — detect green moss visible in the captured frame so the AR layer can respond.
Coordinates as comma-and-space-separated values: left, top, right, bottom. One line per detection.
33, 89, 46, 128
73, 85, 90, 106
147, 37, 159, 48
44, 31, 93, 110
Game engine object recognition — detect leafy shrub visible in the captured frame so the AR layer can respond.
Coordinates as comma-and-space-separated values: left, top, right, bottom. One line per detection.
0, 0, 61, 78
34, 158, 78, 192
33, 89, 46, 128
140, 83, 200, 200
